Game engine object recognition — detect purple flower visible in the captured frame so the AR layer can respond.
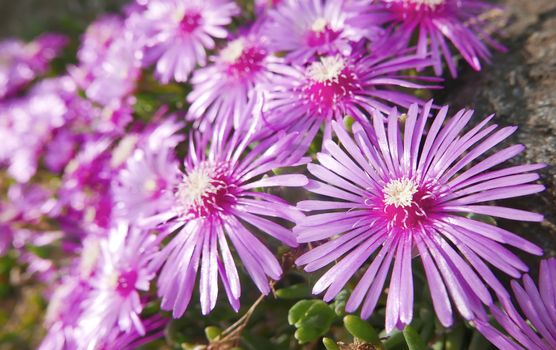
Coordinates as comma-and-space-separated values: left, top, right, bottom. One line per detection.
0, 183, 56, 255
45, 128, 79, 173
77, 15, 125, 71
254, 0, 282, 16
77, 222, 157, 349
57, 138, 116, 236
39, 277, 91, 350
187, 31, 278, 130
113, 118, 184, 222
262, 49, 440, 150
83, 36, 141, 106
139, 0, 239, 83
0, 224, 12, 255
0, 33, 67, 99
96, 314, 167, 350
148, 123, 307, 317
475, 258, 556, 350
0, 82, 67, 182
263, 0, 369, 63
374, 0, 506, 77
295, 102, 544, 333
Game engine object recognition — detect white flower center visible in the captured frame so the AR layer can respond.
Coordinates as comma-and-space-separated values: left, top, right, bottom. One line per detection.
311, 18, 328, 32
177, 164, 217, 209
220, 39, 245, 63
144, 178, 158, 192
307, 56, 345, 82
383, 178, 418, 208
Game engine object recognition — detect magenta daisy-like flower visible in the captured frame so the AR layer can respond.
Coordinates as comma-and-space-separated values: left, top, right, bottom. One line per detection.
148, 123, 307, 317
96, 314, 167, 350
375, 0, 506, 77
187, 31, 278, 130
475, 258, 556, 350
113, 118, 183, 222
84, 36, 142, 106
295, 102, 544, 333
139, 0, 239, 83
262, 50, 440, 149
263, 0, 369, 63
39, 277, 91, 350
0, 33, 67, 100
77, 222, 157, 349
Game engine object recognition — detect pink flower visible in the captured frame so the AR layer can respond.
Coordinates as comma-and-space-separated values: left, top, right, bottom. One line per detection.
263, 0, 370, 63
374, 0, 506, 76
77, 222, 158, 348
475, 258, 556, 350
147, 122, 307, 317
261, 49, 440, 151
0, 33, 67, 99
139, 0, 239, 83
295, 102, 544, 333
113, 118, 184, 222
187, 30, 278, 130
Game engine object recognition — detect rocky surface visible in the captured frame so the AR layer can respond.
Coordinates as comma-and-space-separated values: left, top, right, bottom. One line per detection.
442, 0, 556, 257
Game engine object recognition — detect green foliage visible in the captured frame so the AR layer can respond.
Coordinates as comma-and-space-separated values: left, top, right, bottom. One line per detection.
344, 315, 382, 348
322, 337, 340, 350
333, 289, 350, 316
289, 300, 336, 344
403, 326, 427, 350
204, 326, 222, 342
276, 284, 311, 300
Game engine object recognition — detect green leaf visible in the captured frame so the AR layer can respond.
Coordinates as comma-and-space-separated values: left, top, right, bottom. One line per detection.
322, 337, 340, 350
275, 284, 311, 299
295, 301, 335, 330
294, 327, 322, 344
343, 315, 381, 346
288, 300, 316, 325
289, 300, 336, 344
204, 326, 222, 342
334, 289, 350, 316
403, 325, 427, 350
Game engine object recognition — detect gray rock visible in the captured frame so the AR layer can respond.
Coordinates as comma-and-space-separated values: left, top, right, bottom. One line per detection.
443, 0, 556, 256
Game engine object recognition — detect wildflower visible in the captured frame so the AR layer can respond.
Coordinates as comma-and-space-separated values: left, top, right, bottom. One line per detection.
113, 118, 184, 222
262, 50, 440, 149
0, 81, 67, 182
263, 0, 370, 63
139, 0, 239, 83
96, 314, 167, 350
187, 31, 277, 130
39, 277, 91, 350
376, 0, 506, 76
149, 122, 307, 317
475, 258, 556, 350
57, 138, 115, 236
77, 222, 158, 348
296, 102, 544, 332
84, 36, 141, 106
0, 33, 67, 99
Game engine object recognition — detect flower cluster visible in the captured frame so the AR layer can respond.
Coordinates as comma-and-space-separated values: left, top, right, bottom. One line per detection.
0, 1, 548, 350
